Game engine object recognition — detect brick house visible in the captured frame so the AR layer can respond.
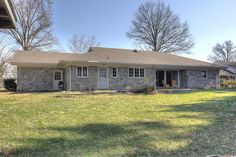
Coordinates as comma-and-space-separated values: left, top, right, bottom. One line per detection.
11, 47, 221, 91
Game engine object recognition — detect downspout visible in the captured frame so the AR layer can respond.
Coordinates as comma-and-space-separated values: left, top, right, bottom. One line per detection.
70, 66, 72, 91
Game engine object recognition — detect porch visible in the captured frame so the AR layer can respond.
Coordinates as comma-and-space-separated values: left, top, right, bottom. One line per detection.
156, 70, 180, 88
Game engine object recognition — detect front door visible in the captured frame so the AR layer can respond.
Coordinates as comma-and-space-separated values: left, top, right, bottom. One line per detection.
53, 70, 63, 90
98, 68, 108, 89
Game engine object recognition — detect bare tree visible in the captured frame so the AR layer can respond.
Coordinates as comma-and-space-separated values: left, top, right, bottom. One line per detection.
0, 36, 12, 78
1, 0, 56, 51
68, 34, 100, 53
208, 40, 236, 63
127, 1, 194, 54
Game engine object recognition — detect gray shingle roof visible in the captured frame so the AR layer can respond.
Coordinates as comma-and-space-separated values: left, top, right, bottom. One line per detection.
11, 47, 220, 68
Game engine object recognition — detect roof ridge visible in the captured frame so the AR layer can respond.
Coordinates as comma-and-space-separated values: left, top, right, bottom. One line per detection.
91, 46, 135, 52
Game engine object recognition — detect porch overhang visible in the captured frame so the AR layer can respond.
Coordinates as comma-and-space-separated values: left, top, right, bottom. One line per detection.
0, 0, 16, 29
59, 60, 221, 70
11, 59, 222, 70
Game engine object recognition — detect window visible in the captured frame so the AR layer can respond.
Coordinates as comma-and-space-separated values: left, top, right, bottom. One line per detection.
77, 66, 88, 77
77, 67, 82, 77
129, 68, 134, 77
135, 68, 139, 77
83, 67, 88, 77
140, 68, 145, 77
129, 68, 145, 78
99, 68, 107, 78
54, 71, 61, 80
112, 68, 118, 78
201, 70, 207, 78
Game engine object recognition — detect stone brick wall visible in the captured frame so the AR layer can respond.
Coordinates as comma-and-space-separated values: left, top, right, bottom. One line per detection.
70, 66, 98, 91
17, 66, 220, 91
64, 67, 70, 91
109, 67, 156, 90
180, 70, 188, 88
186, 69, 220, 88
17, 67, 55, 91
70, 66, 156, 91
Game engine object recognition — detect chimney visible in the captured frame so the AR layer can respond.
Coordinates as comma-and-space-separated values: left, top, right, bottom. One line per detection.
133, 49, 138, 52
88, 47, 93, 52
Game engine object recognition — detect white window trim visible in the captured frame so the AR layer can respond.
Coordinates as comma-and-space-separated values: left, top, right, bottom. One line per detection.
201, 70, 208, 79
112, 67, 118, 78
128, 68, 145, 78
54, 71, 62, 80
139, 68, 145, 78
76, 66, 88, 78
128, 68, 134, 78
53, 70, 63, 81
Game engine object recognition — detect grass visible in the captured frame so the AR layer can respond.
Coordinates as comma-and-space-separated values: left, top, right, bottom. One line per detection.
0, 89, 235, 157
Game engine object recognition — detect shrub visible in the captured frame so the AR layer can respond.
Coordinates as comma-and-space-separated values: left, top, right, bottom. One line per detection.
3, 78, 17, 91
124, 84, 134, 92
132, 85, 155, 94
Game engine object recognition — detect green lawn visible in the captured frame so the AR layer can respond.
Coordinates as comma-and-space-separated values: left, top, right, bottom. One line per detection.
0, 90, 235, 157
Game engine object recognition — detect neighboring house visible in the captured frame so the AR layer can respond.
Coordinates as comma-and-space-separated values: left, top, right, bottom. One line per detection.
0, 0, 16, 29
218, 62, 236, 81
220, 70, 236, 81
11, 47, 221, 91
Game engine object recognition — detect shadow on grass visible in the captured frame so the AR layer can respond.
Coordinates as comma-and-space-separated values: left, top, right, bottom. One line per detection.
4, 96, 236, 157
159, 88, 236, 94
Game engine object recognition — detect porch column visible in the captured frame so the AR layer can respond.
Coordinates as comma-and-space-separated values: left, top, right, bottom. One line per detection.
164, 70, 167, 85
177, 70, 180, 88
69, 66, 72, 91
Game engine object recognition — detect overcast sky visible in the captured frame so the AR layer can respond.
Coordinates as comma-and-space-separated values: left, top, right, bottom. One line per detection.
53, 0, 236, 61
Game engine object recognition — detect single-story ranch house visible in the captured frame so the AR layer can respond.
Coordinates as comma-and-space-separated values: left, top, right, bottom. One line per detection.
11, 47, 221, 91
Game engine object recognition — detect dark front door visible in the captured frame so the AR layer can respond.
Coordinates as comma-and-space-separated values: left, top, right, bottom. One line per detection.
166, 71, 172, 87
156, 71, 164, 87
166, 71, 178, 87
